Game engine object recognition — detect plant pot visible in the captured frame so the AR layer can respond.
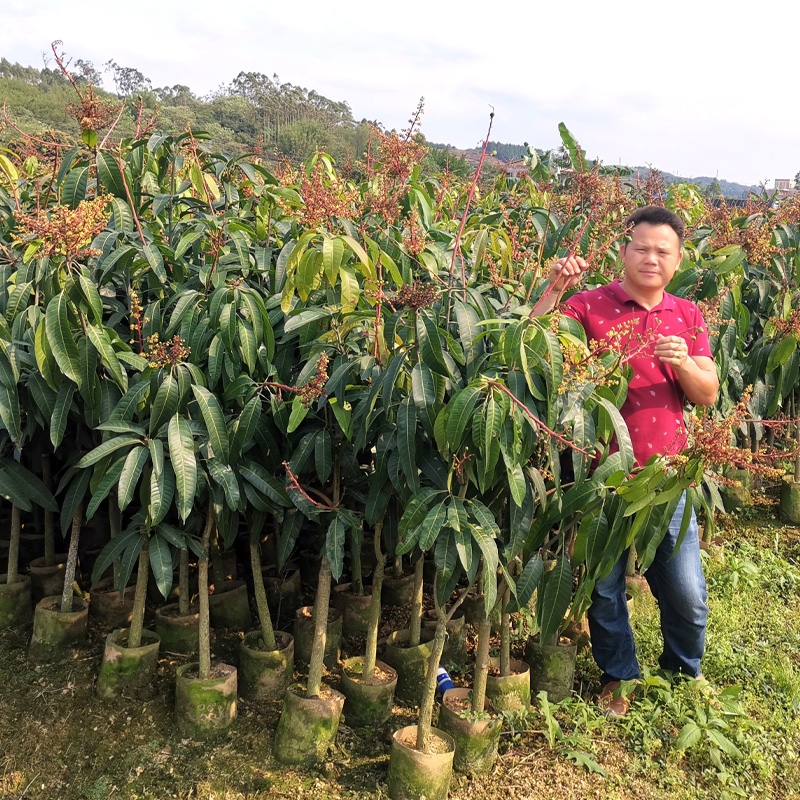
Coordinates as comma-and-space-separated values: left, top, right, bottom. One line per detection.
524, 637, 577, 703
438, 687, 501, 775
19, 532, 44, 565
340, 656, 397, 727
273, 684, 345, 765
332, 582, 373, 637
293, 605, 342, 667
239, 630, 294, 702
781, 476, 800, 524
89, 578, 136, 630
462, 592, 501, 631
386, 724, 455, 800
382, 570, 416, 607
263, 566, 301, 622
422, 610, 468, 669
28, 554, 69, 602
28, 595, 89, 662
175, 661, 237, 739
382, 628, 434, 705
209, 579, 251, 630
96, 628, 161, 698
0, 574, 32, 628
154, 602, 200, 655
625, 574, 651, 599
721, 469, 752, 512
486, 657, 530, 712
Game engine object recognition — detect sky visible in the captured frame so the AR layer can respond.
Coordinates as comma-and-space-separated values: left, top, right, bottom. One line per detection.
1, 0, 797, 187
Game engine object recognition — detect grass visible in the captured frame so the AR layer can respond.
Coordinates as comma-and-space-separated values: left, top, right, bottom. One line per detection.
1, 493, 800, 799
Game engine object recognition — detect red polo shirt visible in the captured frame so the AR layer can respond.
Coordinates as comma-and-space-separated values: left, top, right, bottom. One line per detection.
562, 280, 712, 466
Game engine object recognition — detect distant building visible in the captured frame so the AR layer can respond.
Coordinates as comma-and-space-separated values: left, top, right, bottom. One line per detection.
774, 178, 798, 198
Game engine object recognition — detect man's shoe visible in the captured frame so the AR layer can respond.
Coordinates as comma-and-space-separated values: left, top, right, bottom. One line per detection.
598, 681, 632, 717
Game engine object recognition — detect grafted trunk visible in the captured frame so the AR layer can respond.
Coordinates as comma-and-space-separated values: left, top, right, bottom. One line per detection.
60, 505, 82, 613
128, 534, 149, 648
306, 556, 332, 698
250, 537, 276, 651
363, 520, 385, 678
407, 555, 424, 647
198, 500, 215, 680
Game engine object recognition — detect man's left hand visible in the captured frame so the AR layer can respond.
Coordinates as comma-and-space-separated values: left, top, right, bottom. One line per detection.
655, 335, 688, 369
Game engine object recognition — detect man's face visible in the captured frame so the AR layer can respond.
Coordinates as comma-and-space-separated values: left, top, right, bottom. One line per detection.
620, 223, 682, 295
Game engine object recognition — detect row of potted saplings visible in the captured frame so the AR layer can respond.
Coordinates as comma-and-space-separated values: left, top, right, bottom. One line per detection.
0, 502, 577, 800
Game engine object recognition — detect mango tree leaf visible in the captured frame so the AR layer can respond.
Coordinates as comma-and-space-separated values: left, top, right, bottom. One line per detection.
326, 515, 346, 580
537, 554, 573, 645
191, 384, 230, 464
168, 414, 196, 523
118, 445, 149, 511
86, 457, 126, 521
77, 435, 142, 468
397, 396, 419, 493
45, 294, 81, 387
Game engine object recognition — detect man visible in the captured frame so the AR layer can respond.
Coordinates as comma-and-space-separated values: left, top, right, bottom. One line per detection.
542, 205, 719, 715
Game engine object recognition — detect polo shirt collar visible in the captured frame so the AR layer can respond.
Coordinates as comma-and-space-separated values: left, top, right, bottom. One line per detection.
607, 279, 676, 312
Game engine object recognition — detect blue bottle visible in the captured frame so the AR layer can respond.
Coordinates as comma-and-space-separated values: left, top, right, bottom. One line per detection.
436, 666, 455, 696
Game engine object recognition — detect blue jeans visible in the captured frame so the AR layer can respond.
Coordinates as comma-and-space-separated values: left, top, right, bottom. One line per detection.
587, 495, 708, 684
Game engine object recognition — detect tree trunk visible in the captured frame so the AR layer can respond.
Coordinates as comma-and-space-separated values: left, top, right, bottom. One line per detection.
363, 521, 385, 679
250, 538, 276, 651
471, 611, 491, 715
175, 546, 189, 614
306, 555, 332, 698
407, 554, 424, 647
109, 495, 121, 588
416, 593, 447, 752
500, 585, 510, 677
60, 505, 82, 613
394, 554, 403, 579
625, 545, 637, 578
198, 500, 215, 680
5, 504, 21, 584
210, 529, 226, 587
128, 534, 149, 649
42, 455, 55, 567
351, 525, 364, 596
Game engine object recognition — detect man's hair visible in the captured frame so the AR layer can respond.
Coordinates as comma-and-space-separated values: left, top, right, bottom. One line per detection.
624, 206, 684, 245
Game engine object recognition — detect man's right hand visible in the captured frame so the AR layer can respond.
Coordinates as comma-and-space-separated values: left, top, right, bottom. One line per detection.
549, 255, 587, 291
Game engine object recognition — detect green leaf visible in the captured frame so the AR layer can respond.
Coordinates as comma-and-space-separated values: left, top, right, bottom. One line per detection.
118, 534, 145, 596
60, 469, 92, 536
515, 554, 544, 609
149, 462, 175, 525
109, 379, 150, 422
446, 385, 482, 451
97, 151, 127, 198
191, 385, 230, 464
766, 334, 796, 374
118, 446, 149, 511
76, 275, 103, 324
674, 722, 702, 751
416, 310, 449, 377
61, 164, 89, 208
240, 460, 291, 506
90, 526, 140, 585
597, 398, 634, 474
411, 363, 436, 409
537, 554, 572, 645
0, 383, 21, 445
326, 516, 346, 580
86, 457, 126, 521
286, 395, 310, 433
418, 500, 448, 551
322, 235, 344, 281
207, 459, 240, 510
149, 533, 173, 599
45, 293, 81, 386
231, 396, 261, 462
397, 396, 419, 493
149, 374, 180, 436
77, 435, 142, 468
168, 415, 197, 523
87, 324, 127, 392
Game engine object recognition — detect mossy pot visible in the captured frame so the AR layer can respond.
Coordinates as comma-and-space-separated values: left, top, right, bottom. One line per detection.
96, 628, 161, 698
780, 476, 800, 524
89, 578, 136, 631
0, 574, 32, 628
263, 566, 301, 623
462, 592, 501, 632
273, 684, 345, 765
381, 570, 416, 607
154, 603, 200, 655
239, 630, 294, 702
422, 609, 468, 669
524, 637, 577, 703
28, 595, 89, 662
28, 554, 68, 602
293, 605, 342, 667
486, 657, 530, 712
175, 661, 237, 740
332, 582, 373, 637
438, 687, 501, 775
386, 725, 455, 800
382, 628, 434, 705
209, 580, 251, 630
721, 468, 752, 512
340, 656, 397, 727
